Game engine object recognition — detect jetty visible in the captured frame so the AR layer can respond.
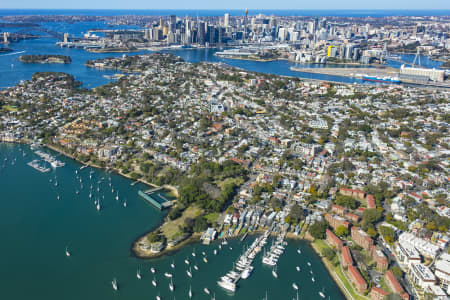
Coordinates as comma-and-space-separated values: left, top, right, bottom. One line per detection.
217, 230, 271, 292
34, 150, 65, 168
27, 159, 50, 173
138, 188, 173, 210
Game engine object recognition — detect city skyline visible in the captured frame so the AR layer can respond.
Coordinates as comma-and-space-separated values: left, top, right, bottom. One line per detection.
1, 0, 450, 10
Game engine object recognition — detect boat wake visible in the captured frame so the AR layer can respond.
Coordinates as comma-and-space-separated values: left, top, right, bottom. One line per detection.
0, 50, 26, 57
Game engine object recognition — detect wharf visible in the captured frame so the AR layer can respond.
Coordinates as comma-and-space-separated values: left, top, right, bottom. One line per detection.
138, 188, 173, 210
290, 66, 398, 78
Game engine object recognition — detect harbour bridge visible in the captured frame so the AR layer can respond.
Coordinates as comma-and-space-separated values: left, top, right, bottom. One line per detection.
11, 27, 65, 41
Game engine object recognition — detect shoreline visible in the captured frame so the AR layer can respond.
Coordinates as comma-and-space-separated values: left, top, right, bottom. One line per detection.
309, 240, 354, 300
132, 233, 202, 259
3, 139, 354, 299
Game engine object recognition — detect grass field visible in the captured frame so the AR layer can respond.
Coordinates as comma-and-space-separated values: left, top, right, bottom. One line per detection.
161, 205, 203, 239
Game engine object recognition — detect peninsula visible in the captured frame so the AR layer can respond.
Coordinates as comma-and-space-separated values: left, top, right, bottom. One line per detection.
1, 52, 449, 300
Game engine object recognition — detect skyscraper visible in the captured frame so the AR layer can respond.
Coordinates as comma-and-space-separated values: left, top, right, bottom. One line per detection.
169, 14, 176, 33
198, 21, 206, 45
224, 13, 230, 27
244, 8, 248, 42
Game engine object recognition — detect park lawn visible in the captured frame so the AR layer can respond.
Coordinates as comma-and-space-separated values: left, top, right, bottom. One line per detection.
313, 239, 331, 253
161, 205, 203, 239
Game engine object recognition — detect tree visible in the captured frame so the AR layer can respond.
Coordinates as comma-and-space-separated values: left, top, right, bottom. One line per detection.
362, 209, 382, 230
335, 195, 358, 209
308, 221, 328, 239
322, 247, 336, 261
193, 217, 208, 233
391, 266, 403, 279
367, 227, 378, 238
147, 230, 163, 243
288, 204, 304, 224
380, 226, 395, 244
335, 225, 349, 237
167, 206, 183, 220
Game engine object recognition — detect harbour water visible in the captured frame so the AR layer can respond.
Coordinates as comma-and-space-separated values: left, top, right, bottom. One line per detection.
0, 17, 443, 90
0, 143, 346, 299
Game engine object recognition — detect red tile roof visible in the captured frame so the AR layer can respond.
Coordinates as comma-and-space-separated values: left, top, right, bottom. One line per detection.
348, 265, 367, 287
342, 246, 354, 266
385, 270, 404, 294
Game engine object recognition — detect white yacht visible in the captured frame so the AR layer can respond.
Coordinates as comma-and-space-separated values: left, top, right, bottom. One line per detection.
272, 267, 278, 278
312, 277, 315, 282
65, 247, 70, 257
187, 267, 192, 278
112, 278, 118, 291
189, 285, 192, 298
164, 272, 173, 278
203, 257, 208, 263
170, 261, 175, 268
194, 265, 199, 271
296, 266, 300, 272
169, 278, 174, 292
137, 268, 141, 279
204, 287, 210, 295
319, 288, 326, 298
151, 267, 156, 273
292, 283, 298, 290
218, 278, 236, 292
152, 278, 157, 286
241, 266, 253, 279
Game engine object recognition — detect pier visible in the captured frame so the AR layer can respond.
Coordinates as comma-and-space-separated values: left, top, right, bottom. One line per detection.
138, 188, 173, 210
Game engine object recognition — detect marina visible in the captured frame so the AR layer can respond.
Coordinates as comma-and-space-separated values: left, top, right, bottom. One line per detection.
0, 136, 346, 300
27, 159, 50, 173
35, 150, 66, 168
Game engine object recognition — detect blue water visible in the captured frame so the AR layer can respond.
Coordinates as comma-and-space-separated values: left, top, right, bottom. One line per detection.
0, 143, 346, 300
0, 18, 443, 89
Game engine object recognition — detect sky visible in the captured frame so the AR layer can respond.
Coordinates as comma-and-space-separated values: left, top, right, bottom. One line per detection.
0, 0, 449, 10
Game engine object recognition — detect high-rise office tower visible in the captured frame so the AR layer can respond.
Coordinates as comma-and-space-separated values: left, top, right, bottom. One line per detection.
244, 8, 248, 42
184, 17, 191, 45
198, 21, 206, 45
224, 13, 230, 27
169, 15, 176, 33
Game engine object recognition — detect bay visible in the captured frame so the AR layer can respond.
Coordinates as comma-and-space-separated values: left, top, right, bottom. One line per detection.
0, 143, 346, 299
